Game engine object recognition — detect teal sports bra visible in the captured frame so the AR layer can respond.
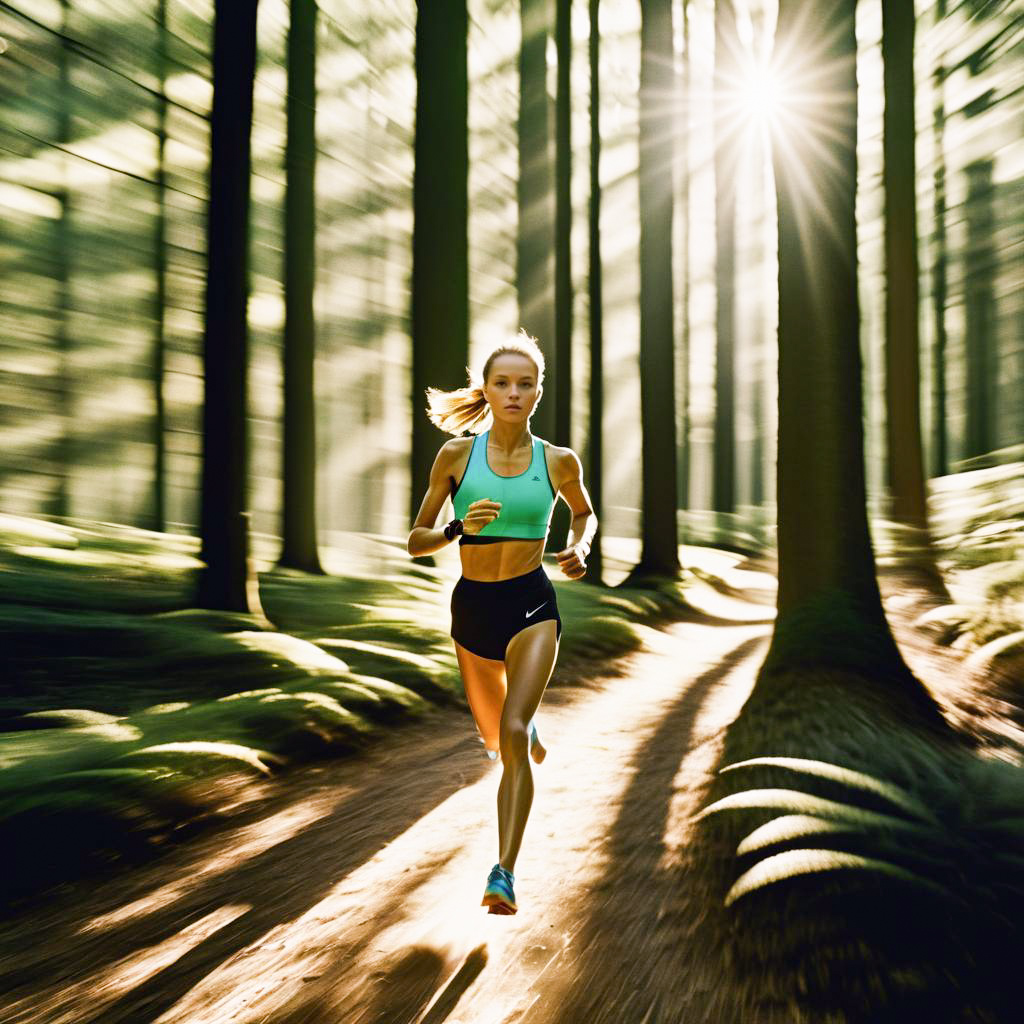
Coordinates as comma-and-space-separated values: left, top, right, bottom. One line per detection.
452, 431, 556, 545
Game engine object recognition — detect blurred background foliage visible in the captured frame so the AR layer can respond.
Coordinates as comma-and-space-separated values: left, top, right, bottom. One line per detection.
2, 0, 1017, 551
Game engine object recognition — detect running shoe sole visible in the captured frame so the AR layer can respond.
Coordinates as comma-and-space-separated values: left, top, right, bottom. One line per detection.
482, 893, 518, 914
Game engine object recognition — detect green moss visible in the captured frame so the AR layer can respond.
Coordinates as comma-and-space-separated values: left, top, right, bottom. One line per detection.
0, 516, 711, 904
313, 638, 460, 705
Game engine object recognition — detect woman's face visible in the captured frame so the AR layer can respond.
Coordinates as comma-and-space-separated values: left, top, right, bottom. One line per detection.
483, 353, 541, 428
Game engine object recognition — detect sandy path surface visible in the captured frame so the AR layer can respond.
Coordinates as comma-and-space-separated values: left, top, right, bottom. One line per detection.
0, 584, 777, 1024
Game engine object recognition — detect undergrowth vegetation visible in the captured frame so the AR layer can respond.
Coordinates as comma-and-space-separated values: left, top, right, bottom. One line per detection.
695, 690, 1024, 1023
689, 459, 1024, 1022
923, 457, 1024, 718
0, 515, 693, 904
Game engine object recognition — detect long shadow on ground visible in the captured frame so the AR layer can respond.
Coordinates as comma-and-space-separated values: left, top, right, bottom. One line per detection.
0, 712, 488, 1024
538, 634, 769, 1024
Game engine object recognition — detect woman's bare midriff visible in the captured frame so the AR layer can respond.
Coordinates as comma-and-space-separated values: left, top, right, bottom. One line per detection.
459, 538, 546, 582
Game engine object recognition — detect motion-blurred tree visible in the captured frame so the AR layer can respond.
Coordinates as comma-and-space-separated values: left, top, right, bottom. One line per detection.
151, 0, 169, 533
634, 0, 680, 578
549, 0, 573, 551
964, 159, 996, 461
713, 0, 738, 521
53, 0, 72, 522
279, 0, 324, 574
930, 0, 949, 478
677, 0, 692, 518
196, 0, 264, 615
554, 0, 572, 452
584, 0, 603, 585
410, 0, 469, 521
881, 0, 945, 592
518, 0, 556, 443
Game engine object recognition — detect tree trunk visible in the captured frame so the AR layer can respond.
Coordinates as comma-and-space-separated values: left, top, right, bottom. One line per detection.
930, 0, 948, 478
548, 0, 573, 549
410, 0, 469, 520
584, 0, 603, 584
766, 0, 916, 683
963, 159, 996, 462
280, 0, 324, 573
518, 0, 556, 443
713, 0, 738, 519
53, 0, 72, 522
196, 0, 263, 615
151, 0, 168, 534
635, 0, 680, 578
882, 0, 946, 595
882, 0, 926, 530
554, 0, 572, 450
677, 0, 691, 518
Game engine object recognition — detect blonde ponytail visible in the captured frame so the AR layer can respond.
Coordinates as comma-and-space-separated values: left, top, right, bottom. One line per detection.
424, 330, 546, 436
425, 375, 492, 435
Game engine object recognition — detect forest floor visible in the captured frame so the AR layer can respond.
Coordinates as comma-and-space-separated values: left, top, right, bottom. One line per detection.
2, 563, 1013, 1024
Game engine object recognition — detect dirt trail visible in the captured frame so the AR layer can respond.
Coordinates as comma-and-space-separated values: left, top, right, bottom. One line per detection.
0, 582, 773, 1024
2, 568, 983, 1024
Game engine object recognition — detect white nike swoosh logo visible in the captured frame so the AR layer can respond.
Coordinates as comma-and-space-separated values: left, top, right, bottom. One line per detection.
525, 602, 547, 619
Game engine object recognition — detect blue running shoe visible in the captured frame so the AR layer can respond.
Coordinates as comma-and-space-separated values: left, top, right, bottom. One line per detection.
481, 863, 517, 914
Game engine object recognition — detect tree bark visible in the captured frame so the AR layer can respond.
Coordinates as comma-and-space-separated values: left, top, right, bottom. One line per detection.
930, 0, 949, 478
410, 0, 470, 520
713, 0, 738, 518
151, 0, 169, 534
554, 0, 572, 450
53, 0, 72, 522
196, 0, 263, 614
280, 0, 324, 573
766, 0, 909, 680
881, 0, 949, 599
882, 0, 929, 534
635, 0, 680, 578
677, 0, 692, 517
518, 0, 556, 443
584, 0, 604, 584
963, 159, 996, 462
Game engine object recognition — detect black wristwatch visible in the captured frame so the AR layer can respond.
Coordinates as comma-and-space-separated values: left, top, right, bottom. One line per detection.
443, 518, 464, 542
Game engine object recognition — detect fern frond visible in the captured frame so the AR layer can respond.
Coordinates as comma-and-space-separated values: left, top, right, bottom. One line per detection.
698, 788, 928, 828
720, 757, 939, 825
723, 849, 954, 907
736, 813, 934, 857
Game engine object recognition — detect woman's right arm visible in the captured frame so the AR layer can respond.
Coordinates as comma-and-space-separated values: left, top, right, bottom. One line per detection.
407, 439, 502, 556
407, 442, 461, 557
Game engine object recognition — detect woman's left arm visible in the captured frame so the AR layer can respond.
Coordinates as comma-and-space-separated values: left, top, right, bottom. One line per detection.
552, 448, 597, 580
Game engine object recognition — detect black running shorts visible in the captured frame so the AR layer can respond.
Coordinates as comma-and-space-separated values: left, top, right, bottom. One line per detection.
450, 566, 562, 662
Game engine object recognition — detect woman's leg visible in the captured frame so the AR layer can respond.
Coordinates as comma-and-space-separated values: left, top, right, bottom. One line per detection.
496, 619, 559, 872
454, 640, 506, 754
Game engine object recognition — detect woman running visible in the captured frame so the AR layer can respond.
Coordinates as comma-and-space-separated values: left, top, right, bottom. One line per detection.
407, 331, 597, 915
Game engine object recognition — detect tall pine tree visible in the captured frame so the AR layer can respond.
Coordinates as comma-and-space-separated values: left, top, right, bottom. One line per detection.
280, 0, 324, 573
196, 0, 263, 615
635, 0, 680, 577
518, 0, 556, 442
410, 0, 470, 519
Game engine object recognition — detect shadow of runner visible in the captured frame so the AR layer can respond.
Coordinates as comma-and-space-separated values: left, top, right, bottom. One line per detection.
0, 716, 490, 1023
540, 635, 768, 1024
268, 943, 488, 1024
419, 945, 489, 1024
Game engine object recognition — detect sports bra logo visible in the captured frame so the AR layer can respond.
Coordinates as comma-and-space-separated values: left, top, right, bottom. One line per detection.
531, 475, 541, 481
